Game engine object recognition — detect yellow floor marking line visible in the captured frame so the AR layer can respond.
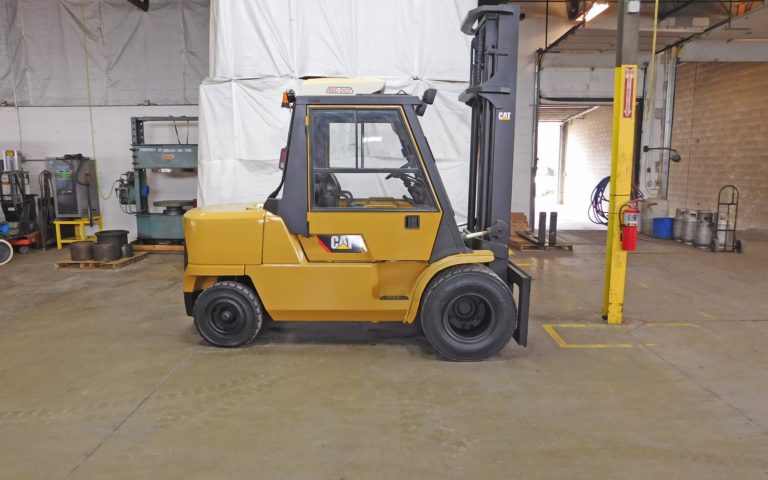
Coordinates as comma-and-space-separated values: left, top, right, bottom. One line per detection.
542, 324, 634, 349
643, 322, 701, 328
697, 310, 715, 319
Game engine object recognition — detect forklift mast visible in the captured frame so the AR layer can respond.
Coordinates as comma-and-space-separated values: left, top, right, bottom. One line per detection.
460, 5, 530, 346
460, 5, 519, 278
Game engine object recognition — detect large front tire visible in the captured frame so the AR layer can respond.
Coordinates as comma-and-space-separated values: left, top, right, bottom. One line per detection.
193, 281, 263, 347
421, 265, 516, 361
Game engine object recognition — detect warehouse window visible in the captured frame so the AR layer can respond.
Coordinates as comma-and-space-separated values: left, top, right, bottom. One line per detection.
309, 108, 436, 210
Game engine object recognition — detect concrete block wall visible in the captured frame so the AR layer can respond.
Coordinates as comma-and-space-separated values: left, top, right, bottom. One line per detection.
668, 62, 768, 230
563, 106, 614, 211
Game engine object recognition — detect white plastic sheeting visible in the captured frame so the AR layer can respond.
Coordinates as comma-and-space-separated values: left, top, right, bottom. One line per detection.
0, 0, 209, 106
200, 0, 477, 221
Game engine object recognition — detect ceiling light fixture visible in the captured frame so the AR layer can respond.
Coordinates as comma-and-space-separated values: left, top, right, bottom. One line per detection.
579, 2, 609, 22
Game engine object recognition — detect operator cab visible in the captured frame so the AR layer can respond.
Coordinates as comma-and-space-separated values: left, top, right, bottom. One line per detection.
267, 77, 465, 264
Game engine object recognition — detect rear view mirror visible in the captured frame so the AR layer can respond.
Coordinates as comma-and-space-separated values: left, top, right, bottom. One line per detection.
421, 88, 437, 105
415, 88, 438, 116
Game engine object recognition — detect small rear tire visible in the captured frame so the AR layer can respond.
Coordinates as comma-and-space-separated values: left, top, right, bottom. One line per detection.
193, 281, 263, 347
0, 240, 13, 265
420, 264, 516, 361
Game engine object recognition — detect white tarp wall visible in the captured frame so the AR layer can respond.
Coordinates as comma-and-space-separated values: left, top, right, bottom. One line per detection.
0, 0, 208, 237
0, 0, 209, 106
200, 0, 491, 222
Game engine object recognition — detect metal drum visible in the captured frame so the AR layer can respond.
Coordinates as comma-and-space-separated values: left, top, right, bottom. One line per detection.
694, 218, 713, 249
70, 241, 94, 261
673, 208, 685, 241
92, 243, 121, 262
681, 210, 697, 244
697, 210, 713, 224
120, 243, 134, 258
95, 229, 129, 246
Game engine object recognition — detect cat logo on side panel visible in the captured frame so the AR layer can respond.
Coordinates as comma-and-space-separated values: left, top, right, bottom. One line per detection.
317, 235, 366, 253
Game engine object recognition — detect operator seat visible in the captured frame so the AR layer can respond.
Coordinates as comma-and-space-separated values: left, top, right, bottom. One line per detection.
314, 173, 343, 208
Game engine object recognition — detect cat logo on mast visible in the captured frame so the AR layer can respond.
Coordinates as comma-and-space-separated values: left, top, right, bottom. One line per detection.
317, 235, 367, 253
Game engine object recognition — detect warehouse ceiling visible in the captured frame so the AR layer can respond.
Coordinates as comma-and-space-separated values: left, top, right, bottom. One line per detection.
535, 0, 766, 54
701, 5, 768, 41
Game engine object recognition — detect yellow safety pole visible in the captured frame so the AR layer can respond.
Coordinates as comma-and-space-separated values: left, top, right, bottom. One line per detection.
602, 65, 638, 324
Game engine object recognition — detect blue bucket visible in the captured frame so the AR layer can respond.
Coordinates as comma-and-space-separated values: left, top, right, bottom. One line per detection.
652, 217, 674, 239
0, 222, 9, 235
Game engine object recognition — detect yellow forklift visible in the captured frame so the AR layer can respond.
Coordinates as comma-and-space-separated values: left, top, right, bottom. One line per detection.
183, 5, 531, 360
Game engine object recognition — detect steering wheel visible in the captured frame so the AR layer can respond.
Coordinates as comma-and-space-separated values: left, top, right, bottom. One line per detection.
340, 190, 354, 202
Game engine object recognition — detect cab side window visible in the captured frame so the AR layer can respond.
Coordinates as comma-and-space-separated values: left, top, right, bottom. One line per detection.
310, 108, 436, 210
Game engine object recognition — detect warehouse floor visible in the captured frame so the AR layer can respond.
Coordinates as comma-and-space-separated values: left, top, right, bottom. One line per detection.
1, 231, 767, 479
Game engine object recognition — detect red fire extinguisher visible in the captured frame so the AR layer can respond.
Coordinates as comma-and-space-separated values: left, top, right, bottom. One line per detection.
621, 203, 640, 251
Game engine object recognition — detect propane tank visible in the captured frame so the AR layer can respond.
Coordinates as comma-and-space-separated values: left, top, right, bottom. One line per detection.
621, 204, 640, 251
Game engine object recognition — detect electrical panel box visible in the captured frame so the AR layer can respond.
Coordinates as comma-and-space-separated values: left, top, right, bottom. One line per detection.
2, 150, 21, 172
0, 171, 30, 198
45, 155, 100, 219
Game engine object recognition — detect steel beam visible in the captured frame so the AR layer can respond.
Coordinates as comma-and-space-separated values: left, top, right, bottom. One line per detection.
602, 0, 640, 325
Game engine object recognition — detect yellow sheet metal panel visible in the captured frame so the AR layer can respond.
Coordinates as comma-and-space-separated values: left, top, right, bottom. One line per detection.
182, 274, 217, 293
404, 251, 495, 324
247, 263, 408, 321
373, 261, 425, 299
307, 211, 441, 261
184, 203, 265, 265
262, 213, 304, 264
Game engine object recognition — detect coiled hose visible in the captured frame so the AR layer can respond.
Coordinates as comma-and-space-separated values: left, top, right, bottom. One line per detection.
589, 176, 644, 226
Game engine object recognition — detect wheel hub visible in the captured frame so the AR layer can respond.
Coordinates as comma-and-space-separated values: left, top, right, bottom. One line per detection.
209, 301, 244, 334
444, 293, 494, 341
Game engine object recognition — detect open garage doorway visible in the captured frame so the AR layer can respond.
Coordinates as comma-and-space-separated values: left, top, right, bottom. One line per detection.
535, 103, 614, 230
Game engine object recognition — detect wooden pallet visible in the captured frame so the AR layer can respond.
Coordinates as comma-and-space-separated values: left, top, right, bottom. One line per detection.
54, 252, 149, 270
132, 243, 184, 253
511, 231, 574, 252
509, 234, 542, 251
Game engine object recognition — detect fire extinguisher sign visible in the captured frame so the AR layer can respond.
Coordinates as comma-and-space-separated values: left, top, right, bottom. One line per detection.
622, 66, 636, 119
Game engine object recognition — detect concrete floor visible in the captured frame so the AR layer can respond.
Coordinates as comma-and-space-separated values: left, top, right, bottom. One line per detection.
1, 231, 767, 479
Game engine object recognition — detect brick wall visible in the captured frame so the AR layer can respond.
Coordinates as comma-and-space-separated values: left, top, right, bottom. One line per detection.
669, 62, 768, 230
563, 106, 614, 209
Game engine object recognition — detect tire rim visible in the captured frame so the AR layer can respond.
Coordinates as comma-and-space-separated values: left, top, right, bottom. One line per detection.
0, 240, 12, 266
443, 292, 495, 342
206, 294, 248, 337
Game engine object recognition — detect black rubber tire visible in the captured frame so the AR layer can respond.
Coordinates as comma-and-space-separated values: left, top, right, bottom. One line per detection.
193, 281, 263, 347
0, 239, 13, 266
420, 264, 516, 361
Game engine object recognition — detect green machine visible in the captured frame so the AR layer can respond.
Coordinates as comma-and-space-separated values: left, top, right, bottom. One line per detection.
117, 116, 198, 244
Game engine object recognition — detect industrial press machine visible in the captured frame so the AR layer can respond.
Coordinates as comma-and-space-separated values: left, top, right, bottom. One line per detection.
117, 116, 198, 244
